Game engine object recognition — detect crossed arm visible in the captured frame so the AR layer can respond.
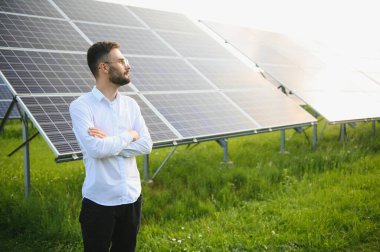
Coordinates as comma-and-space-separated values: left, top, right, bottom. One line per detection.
70, 101, 152, 159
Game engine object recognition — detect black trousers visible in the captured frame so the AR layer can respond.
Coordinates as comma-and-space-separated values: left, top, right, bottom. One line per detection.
79, 195, 142, 252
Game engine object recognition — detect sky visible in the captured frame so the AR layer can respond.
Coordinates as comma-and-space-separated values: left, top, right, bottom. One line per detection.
102, 0, 380, 58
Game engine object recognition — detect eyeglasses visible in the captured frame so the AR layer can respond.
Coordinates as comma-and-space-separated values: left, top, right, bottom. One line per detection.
103, 58, 130, 67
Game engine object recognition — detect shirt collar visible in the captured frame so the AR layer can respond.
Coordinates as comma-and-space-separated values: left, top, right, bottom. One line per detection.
91, 86, 120, 103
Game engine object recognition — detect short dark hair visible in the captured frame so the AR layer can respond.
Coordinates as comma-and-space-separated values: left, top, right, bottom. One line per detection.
87, 41, 120, 78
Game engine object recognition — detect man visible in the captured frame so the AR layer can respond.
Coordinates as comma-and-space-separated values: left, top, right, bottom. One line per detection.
70, 41, 152, 252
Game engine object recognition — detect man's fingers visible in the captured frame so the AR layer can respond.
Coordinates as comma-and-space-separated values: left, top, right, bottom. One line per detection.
88, 128, 107, 138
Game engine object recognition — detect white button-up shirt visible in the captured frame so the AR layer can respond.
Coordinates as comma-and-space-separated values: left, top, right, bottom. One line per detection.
69, 87, 152, 206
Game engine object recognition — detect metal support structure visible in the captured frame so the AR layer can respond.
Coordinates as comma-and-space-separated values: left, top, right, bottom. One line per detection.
312, 124, 317, 149
280, 129, 285, 153
0, 99, 16, 133
149, 145, 177, 181
143, 154, 150, 182
8, 132, 39, 157
216, 138, 231, 164
340, 123, 346, 143
22, 115, 31, 197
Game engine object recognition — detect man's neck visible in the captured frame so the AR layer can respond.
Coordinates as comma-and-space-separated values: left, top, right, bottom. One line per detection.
96, 81, 119, 101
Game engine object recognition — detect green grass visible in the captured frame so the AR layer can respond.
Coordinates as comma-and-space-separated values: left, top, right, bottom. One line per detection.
0, 119, 379, 251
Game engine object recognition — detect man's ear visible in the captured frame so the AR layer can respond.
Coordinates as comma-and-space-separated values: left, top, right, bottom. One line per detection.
99, 62, 109, 73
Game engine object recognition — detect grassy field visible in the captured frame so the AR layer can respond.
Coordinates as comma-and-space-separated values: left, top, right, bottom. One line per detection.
0, 119, 379, 251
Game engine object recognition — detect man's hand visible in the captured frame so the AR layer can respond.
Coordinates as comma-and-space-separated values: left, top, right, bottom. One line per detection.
128, 130, 140, 141
88, 127, 107, 139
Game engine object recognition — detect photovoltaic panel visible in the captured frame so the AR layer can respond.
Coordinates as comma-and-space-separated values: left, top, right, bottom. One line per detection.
0, 13, 89, 51
188, 59, 270, 90
19, 95, 81, 156
128, 95, 179, 143
53, 0, 144, 27
75, 22, 176, 56
225, 88, 315, 128
129, 6, 202, 33
0, 50, 133, 94
144, 92, 259, 138
157, 31, 235, 59
0, 0, 63, 18
0, 50, 92, 94
202, 20, 380, 123
19, 94, 180, 159
129, 57, 214, 91
0, 76, 19, 118
0, 80, 13, 99
295, 90, 380, 122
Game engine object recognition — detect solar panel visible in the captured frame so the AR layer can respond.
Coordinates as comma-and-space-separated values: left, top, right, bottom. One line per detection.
225, 88, 315, 128
53, 0, 144, 27
0, 77, 19, 118
18, 94, 180, 159
295, 90, 380, 122
74, 22, 176, 56
0, 13, 89, 51
189, 59, 270, 90
157, 31, 235, 59
0, 50, 133, 95
128, 95, 179, 143
129, 6, 202, 33
19, 95, 81, 156
129, 57, 214, 91
144, 92, 259, 138
0, 0, 63, 18
202, 20, 380, 123
0, 50, 93, 94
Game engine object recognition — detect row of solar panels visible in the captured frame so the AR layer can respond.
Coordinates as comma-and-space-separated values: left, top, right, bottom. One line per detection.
202, 21, 380, 123
3, 0, 377, 162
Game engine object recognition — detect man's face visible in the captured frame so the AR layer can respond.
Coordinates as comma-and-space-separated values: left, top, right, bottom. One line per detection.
105, 48, 131, 86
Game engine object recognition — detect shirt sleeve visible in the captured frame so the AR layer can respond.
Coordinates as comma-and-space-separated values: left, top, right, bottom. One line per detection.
118, 102, 153, 158
70, 100, 134, 159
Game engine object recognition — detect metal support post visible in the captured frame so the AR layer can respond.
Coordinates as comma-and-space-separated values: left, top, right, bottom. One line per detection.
151, 146, 177, 180
143, 154, 150, 182
280, 129, 285, 153
312, 124, 317, 149
216, 138, 231, 164
22, 116, 31, 197
340, 123, 346, 143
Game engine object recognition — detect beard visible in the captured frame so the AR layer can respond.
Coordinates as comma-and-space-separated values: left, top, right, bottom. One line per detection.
108, 67, 131, 86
